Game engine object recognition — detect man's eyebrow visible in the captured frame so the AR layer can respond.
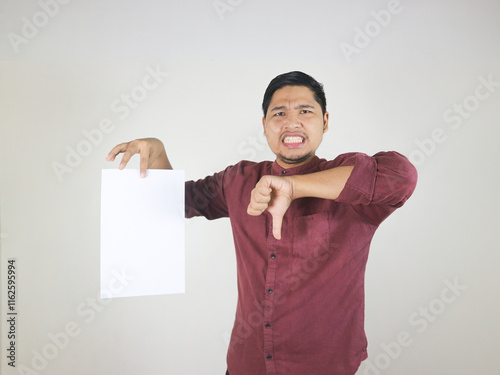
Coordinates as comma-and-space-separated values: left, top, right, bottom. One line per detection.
270, 104, 316, 112
295, 104, 315, 110
270, 105, 287, 112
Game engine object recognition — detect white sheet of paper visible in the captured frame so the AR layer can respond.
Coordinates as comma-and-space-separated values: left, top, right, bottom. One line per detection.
100, 169, 185, 298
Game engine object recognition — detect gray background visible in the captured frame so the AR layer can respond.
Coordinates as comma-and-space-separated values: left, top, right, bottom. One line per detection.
1, 1, 499, 374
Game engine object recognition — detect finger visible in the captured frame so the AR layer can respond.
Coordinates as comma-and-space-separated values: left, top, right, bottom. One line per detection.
252, 189, 271, 204
256, 187, 273, 200
106, 143, 130, 161
139, 148, 150, 178
256, 177, 273, 195
272, 214, 283, 240
247, 201, 268, 215
253, 181, 272, 205
118, 150, 136, 170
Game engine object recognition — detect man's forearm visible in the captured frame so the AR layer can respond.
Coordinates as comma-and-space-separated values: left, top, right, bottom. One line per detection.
291, 166, 354, 200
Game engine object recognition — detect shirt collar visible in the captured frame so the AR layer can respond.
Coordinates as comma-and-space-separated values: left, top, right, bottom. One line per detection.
271, 155, 321, 176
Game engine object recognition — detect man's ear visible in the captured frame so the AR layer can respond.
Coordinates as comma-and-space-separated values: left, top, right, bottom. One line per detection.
323, 112, 329, 133
262, 116, 267, 136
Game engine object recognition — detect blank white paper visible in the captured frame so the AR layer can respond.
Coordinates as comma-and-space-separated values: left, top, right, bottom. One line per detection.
100, 169, 185, 298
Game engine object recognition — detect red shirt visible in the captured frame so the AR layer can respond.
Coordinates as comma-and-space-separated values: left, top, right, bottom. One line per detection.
185, 152, 417, 375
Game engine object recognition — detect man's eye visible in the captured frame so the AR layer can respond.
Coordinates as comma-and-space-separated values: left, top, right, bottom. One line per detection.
301, 110, 311, 114
275, 112, 285, 116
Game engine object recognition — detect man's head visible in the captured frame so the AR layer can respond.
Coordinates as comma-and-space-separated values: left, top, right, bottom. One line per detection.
262, 71, 329, 168
262, 71, 327, 117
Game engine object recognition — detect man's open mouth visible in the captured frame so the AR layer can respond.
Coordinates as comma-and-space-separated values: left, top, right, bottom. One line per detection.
282, 135, 305, 146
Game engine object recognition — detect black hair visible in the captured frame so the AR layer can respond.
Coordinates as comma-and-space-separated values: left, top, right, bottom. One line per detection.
262, 71, 327, 117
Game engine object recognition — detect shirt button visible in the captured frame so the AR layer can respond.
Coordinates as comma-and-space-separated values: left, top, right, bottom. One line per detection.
270, 253, 276, 259
267, 288, 273, 294
265, 323, 271, 328
266, 354, 273, 360
281, 170, 286, 175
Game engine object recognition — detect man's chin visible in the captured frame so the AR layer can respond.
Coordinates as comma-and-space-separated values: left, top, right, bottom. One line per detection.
277, 152, 314, 166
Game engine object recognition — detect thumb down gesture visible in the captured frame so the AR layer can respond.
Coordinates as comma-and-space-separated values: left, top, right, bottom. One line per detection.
247, 175, 295, 240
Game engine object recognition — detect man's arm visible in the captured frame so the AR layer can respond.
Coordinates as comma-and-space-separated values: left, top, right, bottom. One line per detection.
247, 166, 354, 240
248, 152, 417, 240
291, 166, 354, 200
107, 137, 230, 220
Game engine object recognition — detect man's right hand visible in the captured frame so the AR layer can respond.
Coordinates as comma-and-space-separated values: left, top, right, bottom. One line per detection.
106, 138, 172, 177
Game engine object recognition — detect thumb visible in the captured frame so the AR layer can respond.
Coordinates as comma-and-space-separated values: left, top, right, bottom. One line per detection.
272, 213, 283, 240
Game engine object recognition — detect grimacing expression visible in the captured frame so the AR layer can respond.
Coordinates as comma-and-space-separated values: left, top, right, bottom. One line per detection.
263, 85, 329, 168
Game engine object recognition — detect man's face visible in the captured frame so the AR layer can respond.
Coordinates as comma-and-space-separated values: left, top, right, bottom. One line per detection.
263, 85, 329, 168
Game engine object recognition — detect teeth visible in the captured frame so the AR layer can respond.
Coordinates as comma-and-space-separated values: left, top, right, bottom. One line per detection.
284, 136, 304, 144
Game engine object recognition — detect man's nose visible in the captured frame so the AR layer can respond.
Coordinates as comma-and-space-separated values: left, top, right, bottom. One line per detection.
284, 113, 302, 129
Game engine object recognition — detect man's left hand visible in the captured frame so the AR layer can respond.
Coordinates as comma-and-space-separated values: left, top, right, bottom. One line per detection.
247, 175, 295, 240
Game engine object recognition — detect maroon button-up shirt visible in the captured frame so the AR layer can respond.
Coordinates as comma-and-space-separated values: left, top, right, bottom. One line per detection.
185, 152, 417, 375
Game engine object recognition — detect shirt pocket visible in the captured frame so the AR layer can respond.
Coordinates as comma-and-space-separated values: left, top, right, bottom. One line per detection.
292, 212, 330, 260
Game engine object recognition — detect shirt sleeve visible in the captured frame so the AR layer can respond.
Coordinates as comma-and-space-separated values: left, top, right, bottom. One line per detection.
334, 151, 418, 224
185, 166, 230, 220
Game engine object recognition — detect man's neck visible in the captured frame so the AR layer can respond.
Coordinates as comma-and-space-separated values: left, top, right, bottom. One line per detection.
276, 153, 316, 169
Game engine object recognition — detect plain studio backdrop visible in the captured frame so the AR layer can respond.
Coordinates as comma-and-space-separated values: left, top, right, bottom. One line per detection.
1, 1, 499, 374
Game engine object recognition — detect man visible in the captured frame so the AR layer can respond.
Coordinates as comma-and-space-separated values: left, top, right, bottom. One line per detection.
107, 71, 418, 375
